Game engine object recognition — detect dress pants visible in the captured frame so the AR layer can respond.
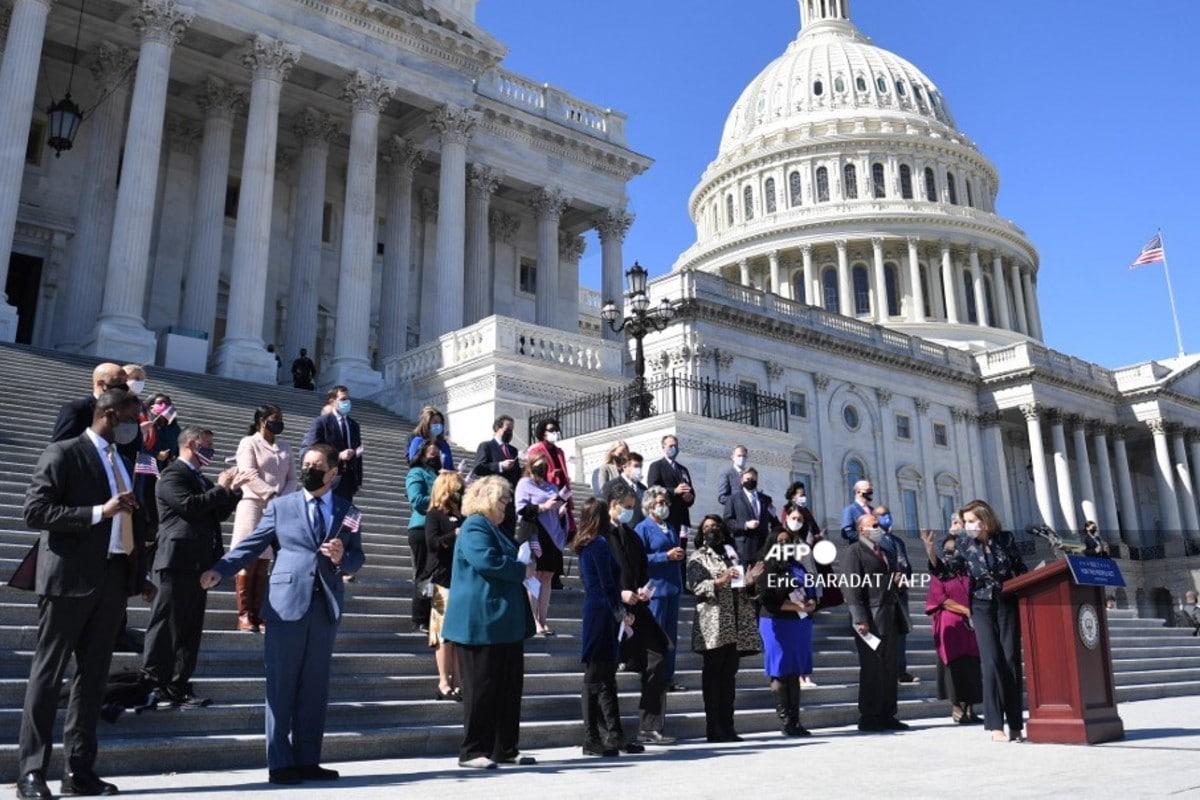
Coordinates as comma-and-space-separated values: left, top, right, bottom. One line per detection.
855, 607, 900, 725
141, 568, 208, 692
18, 556, 128, 776
973, 595, 1024, 732
648, 594, 681, 681
456, 640, 525, 762
408, 527, 431, 626
264, 601, 339, 770
626, 605, 668, 733
701, 644, 740, 736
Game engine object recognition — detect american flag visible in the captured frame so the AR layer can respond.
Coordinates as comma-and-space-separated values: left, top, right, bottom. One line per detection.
196, 450, 213, 467
341, 507, 362, 533
134, 452, 160, 477
1131, 233, 1166, 268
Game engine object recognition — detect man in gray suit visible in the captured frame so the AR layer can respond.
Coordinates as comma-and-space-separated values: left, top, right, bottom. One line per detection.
201, 443, 364, 786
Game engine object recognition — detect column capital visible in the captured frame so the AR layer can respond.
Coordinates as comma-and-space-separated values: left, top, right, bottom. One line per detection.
467, 163, 502, 199
241, 34, 300, 83
430, 103, 477, 146
293, 107, 340, 150
86, 42, 134, 92
1018, 402, 1042, 421
914, 397, 930, 415
132, 0, 194, 49
875, 387, 892, 407
767, 249, 781, 263
419, 187, 438, 223
978, 410, 1004, 428
905, 235, 920, 248
951, 407, 973, 424
834, 238, 848, 254
813, 372, 831, 391
766, 361, 785, 381
274, 146, 296, 173
166, 115, 201, 155
968, 242, 979, 257
939, 238, 951, 254
489, 210, 520, 244
343, 69, 396, 115
1146, 417, 1169, 435
1064, 412, 1085, 430
558, 230, 585, 263
528, 187, 568, 223
1111, 424, 1128, 442
595, 208, 634, 244
380, 135, 423, 176
1044, 408, 1064, 425
800, 242, 813, 257
1085, 419, 1108, 437
1187, 428, 1200, 445
870, 236, 885, 250
197, 76, 247, 121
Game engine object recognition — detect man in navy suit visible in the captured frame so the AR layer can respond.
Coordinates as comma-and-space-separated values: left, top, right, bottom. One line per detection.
201, 443, 365, 785
301, 386, 363, 502
49, 363, 126, 444
723, 467, 780, 565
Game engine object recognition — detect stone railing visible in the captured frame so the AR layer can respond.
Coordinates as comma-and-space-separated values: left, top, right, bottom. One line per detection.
976, 341, 1118, 391
384, 315, 624, 385
475, 68, 628, 145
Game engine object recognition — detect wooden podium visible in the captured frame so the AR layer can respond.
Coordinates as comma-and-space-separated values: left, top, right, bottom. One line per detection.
1003, 558, 1124, 744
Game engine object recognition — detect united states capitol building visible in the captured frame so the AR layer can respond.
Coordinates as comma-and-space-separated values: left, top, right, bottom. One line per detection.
2, 0, 1197, 604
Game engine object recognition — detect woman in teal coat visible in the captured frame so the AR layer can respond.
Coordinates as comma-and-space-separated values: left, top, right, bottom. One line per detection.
405, 440, 440, 631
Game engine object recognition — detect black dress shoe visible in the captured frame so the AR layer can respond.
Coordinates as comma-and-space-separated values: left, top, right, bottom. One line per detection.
60, 771, 118, 796
618, 741, 645, 753
268, 767, 302, 785
857, 719, 885, 733
17, 771, 51, 800
667, 683, 688, 693
882, 718, 910, 731
296, 765, 339, 780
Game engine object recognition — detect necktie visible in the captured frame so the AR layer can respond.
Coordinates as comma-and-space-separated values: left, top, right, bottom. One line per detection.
106, 445, 134, 555
750, 491, 760, 518
339, 416, 350, 449
874, 544, 888, 568
501, 442, 511, 460
311, 497, 327, 543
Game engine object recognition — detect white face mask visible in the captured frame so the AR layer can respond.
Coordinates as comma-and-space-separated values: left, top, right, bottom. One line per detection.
964, 521, 981, 539
128, 379, 146, 395
733, 455, 747, 469
796, 495, 808, 508
630, 467, 643, 482
786, 519, 803, 532
653, 504, 670, 520
544, 431, 559, 444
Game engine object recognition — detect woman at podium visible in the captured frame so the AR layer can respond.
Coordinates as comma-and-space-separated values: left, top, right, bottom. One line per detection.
923, 500, 1028, 743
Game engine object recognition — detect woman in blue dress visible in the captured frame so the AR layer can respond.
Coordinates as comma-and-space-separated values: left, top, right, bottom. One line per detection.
754, 502, 818, 737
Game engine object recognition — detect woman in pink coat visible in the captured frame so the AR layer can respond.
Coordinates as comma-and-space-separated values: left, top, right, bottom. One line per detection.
926, 531, 983, 723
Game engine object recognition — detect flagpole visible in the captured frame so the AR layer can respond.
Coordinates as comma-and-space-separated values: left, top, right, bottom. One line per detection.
1159, 229, 1186, 358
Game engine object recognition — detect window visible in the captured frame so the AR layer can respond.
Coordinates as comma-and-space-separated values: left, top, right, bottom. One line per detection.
822, 268, 839, 312
843, 163, 858, 199
947, 172, 958, 205
789, 391, 808, 419
321, 202, 334, 243
792, 272, 806, 304
896, 80, 907, 97
900, 164, 913, 199
725, 194, 735, 226
846, 458, 867, 503
519, 257, 537, 294
789, 171, 803, 207
764, 177, 777, 213
895, 413, 912, 441
852, 265, 870, 316
876, 75, 888, 93
738, 380, 758, 409
885, 263, 900, 317
813, 80, 824, 96
984, 275, 996, 326
871, 162, 886, 198
225, 180, 241, 220
966, 180, 975, 208
816, 167, 830, 202
25, 120, 45, 166
843, 404, 860, 430
902, 488, 920, 536
933, 422, 949, 447
743, 185, 755, 221
834, 76, 846, 94
856, 75, 867, 92
940, 494, 957, 530
924, 167, 937, 202
914, 85, 924, 102
963, 272, 978, 323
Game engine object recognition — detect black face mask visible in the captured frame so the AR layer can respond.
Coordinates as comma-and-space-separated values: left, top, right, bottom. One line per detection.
861, 492, 873, 503
500, 429, 513, 443
301, 467, 326, 492
265, 420, 284, 435
743, 480, 757, 492
532, 464, 547, 478
424, 457, 442, 471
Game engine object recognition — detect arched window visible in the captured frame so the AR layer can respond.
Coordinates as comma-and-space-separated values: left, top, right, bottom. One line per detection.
725, 194, 734, 226
900, 164, 913, 199
822, 268, 839, 313
846, 457, 867, 503
764, 177, 777, 214
871, 162, 886, 198
834, 76, 846, 94
885, 263, 900, 317
896, 80, 907, 97
813, 80, 824, 97
876, 75, 888, 93
946, 172, 958, 205
966, 180, 975, 208
856, 75, 867, 92
843, 163, 858, 200
852, 265, 870, 316
914, 85, 924, 102
792, 272, 806, 304
963, 271, 978, 323
816, 167, 830, 202
924, 167, 937, 202
743, 185, 755, 221
983, 275, 996, 326
788, 171, 803, 207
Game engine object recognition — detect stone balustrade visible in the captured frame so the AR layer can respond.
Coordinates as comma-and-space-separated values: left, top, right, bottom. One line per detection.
476, 68, 627, 145
976, 340, 1119, 392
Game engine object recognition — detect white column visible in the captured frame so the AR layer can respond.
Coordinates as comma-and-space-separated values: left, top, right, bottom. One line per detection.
597, 208, 633, 342
1111, 427, 1142, 546
530, 187, 566, 328
871, 237, 887, 322
213, 34, 300, 382
1190, 431, 1200, 536
940, 240, 959, 323
1021, 403, 1055, 527
0, 0, 55, 341
801, 243, 816, 307
377, 136, 423, 363
417, 188, 438, 341
463, 163, 501, 326
146, 117, 201, 330
429, 103, 475, 337
1047, 409, 1078, 531
1148, 418, 1182, 539
1010, 262, 1029, 334
177, 78, 245, 342
768, 250, 782, 296
980, 411, 1014, 527
992, 252, 1012, 330
969, 244, 987, 326
1090, 422, 1120, 544
738, 258, 751, 287
54, 42, 133, 350
836, 238, 852, 316
906, 235, 924, 323
1069, 415, 1097, 526
1172, 427, 1200, 538
324, 70, 396, 395
558, 231, 584, 331
88, 1, 194, 361
1022, 269, 1042, 340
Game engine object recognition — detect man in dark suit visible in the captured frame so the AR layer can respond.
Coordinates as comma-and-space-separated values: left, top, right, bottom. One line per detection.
723, 467, 779, 565
291, 348, 317, 390
844, 513, 909, 733
17, 388, 152, 800
875, 505, 918, 684
472, 415, 521, 487
715, 444, 749, 509
602, 451, 647, 526
141, 427, 251, 709
49, 362, 126, 443
301, 385, 362, 502
201, 443, 364, 785
646, 435, 694, 592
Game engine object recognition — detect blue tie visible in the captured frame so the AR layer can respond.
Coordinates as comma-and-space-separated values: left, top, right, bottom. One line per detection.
311, 497, 327, 543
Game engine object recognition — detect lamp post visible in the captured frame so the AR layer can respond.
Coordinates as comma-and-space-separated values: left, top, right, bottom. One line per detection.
601, 261, 676, 421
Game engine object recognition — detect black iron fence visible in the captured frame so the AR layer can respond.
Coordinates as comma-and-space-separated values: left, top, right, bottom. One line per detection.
528, 374, 789, 441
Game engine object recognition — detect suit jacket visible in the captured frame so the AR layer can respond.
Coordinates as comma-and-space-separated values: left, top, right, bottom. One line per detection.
601, 475, 646, 526
441, 513, 535, 645
153, 460, 241, 573
24, 433, 150, 597
716, 466, 745, 509
472, 438, 521, 487
213, 491, 365, 622
50, 396, 96, 443
724, 488, 780, 563
646, 457, 694, 530
303, 413, 363, 495
843, 539, 909, 636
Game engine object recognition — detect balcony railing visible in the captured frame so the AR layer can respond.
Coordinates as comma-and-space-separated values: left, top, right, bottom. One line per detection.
528, 374, 789, 441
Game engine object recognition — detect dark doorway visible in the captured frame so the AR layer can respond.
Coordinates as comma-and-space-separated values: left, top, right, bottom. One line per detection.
5, 254, 42, 344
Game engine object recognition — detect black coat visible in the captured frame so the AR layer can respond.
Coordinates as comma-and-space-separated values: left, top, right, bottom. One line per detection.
843, 539, 909, 636
601, 475, 646, 526
50, 397, 95, 443
302, 413, 363, 494
472, 439, 521, 487
424, 508, 461, 587
645, 458, 694, 530
152, 460, 241, 572
607, 521, 670, 657
724, 488, 780, 564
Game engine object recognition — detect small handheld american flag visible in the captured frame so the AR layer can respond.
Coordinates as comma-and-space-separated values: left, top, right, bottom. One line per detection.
327, 506, 362, 542
134, 452, 160, 477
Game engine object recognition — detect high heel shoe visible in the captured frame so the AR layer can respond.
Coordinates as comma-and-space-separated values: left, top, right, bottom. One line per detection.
436, 686, 456, 701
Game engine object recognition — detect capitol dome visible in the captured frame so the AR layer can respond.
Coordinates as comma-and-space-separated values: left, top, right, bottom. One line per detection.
673, 0, 1043, 352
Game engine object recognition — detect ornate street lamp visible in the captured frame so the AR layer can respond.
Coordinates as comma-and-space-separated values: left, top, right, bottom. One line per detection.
44, 0, 88, 156
601, 261, 676, 421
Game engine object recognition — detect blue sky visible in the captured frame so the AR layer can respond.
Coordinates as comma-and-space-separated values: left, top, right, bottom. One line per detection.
477, 1, 1200, 369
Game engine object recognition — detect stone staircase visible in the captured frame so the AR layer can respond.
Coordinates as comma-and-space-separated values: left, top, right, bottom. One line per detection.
1, 342, 1199, 780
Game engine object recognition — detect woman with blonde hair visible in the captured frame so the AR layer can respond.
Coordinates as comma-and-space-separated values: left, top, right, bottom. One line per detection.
591, 440, 628, 496
426, 471, 465, 701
